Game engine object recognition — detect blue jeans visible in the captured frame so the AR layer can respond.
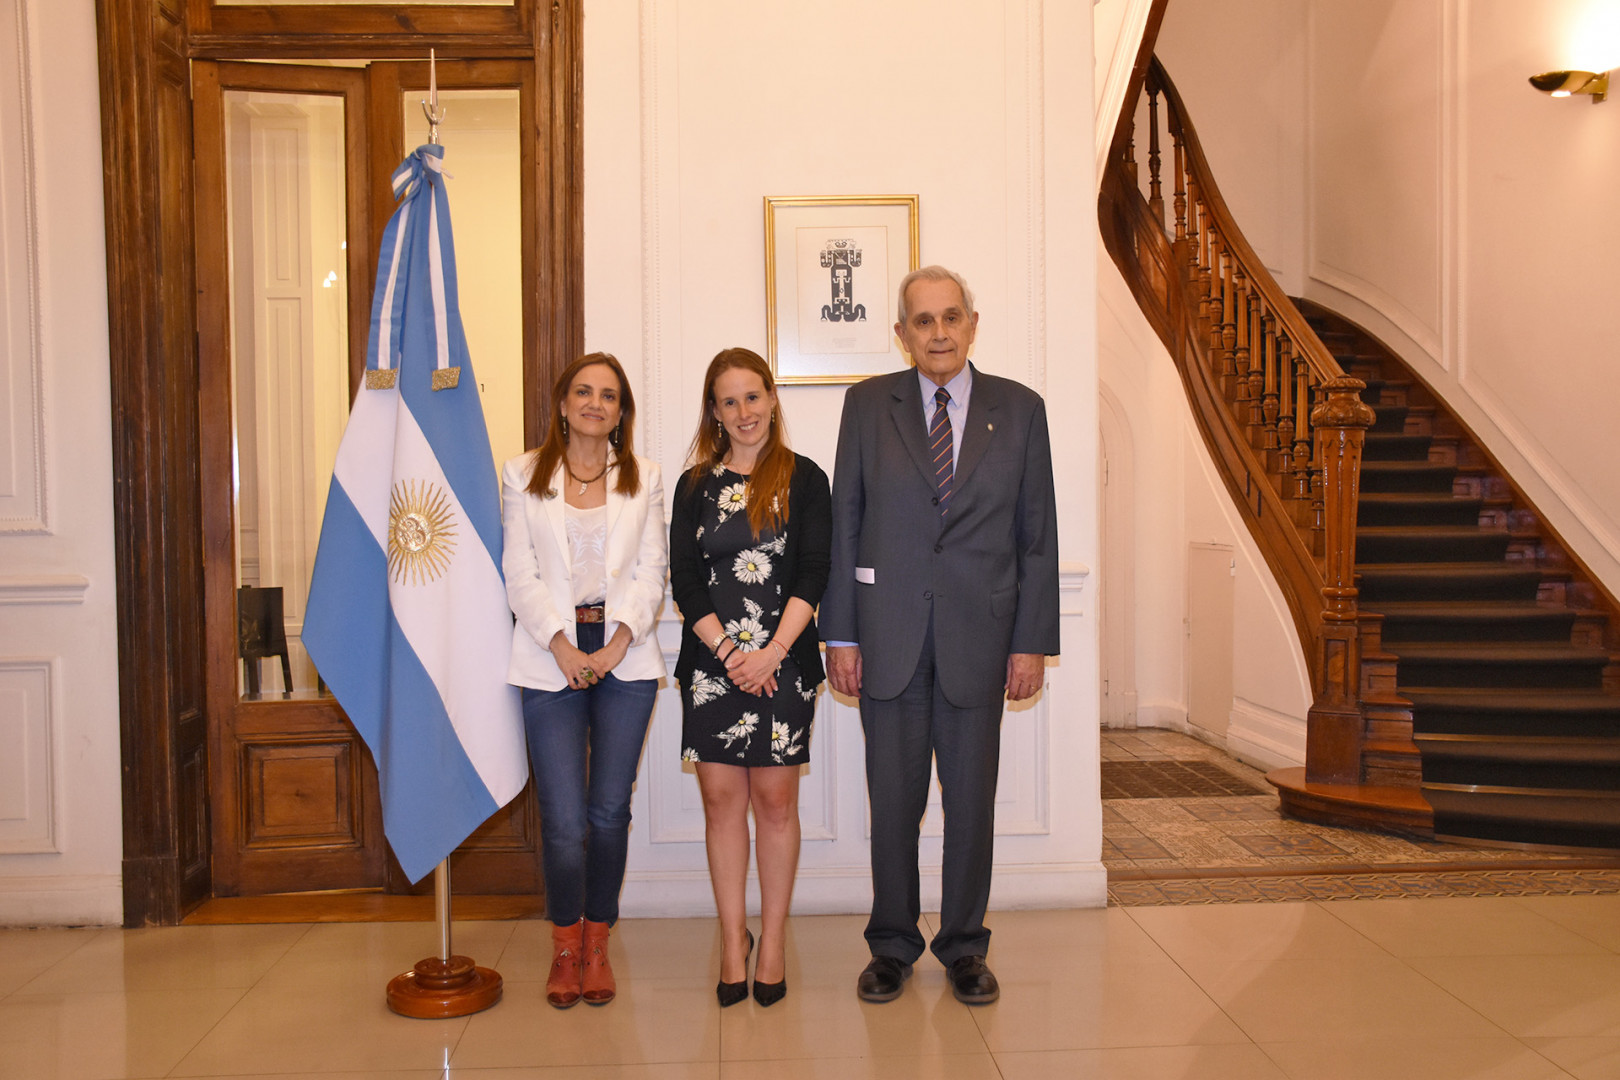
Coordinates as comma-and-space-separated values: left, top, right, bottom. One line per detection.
522, 620, 658, 927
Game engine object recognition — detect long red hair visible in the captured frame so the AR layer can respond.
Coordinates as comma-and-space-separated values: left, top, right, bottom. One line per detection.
526, 352, 641, 500
684, 348, 793, 537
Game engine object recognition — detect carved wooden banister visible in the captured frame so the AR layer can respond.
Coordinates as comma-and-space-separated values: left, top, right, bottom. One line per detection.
1099, 55, 1376, 783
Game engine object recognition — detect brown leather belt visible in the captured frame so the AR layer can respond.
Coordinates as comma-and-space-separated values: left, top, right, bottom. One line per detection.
575, 604, 605, 623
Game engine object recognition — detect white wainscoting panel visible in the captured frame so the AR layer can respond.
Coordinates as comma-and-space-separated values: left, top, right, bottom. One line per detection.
615, 0, 1095, 919
0, 0, 45, 532
0, 656, 56, 852
0, 575, 87, 605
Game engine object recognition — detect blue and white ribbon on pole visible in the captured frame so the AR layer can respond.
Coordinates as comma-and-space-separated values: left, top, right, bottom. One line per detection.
304, 144, 527, 884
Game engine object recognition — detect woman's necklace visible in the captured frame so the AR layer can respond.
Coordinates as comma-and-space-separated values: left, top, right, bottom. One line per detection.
565, 461, 608, 495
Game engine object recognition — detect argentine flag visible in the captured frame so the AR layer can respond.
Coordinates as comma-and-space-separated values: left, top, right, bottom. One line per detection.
304, 144, 527, 884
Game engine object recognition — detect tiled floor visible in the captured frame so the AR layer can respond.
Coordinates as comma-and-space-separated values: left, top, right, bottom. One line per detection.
6, 901, 1620, 1078
1102, 729, 1620, 905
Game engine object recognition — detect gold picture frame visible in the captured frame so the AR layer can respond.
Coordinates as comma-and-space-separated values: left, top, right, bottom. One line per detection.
764, 195, 920, 385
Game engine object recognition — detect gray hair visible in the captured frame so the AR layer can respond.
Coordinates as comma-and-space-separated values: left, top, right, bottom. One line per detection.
895, 265, 975, 325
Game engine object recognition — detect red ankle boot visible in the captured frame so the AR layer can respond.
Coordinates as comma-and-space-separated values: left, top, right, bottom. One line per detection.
546, 920, 584, 1008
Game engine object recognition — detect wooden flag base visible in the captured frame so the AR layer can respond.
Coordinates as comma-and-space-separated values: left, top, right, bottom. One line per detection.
387, 954, 502, 1018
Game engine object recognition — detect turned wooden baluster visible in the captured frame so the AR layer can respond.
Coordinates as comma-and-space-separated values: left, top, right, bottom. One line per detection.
1125, 117, 1138, 186
1307, 381, 1328, 554
1171, 120, 1187, 244
1207, 233, 1226, 363
1147, 85, 1164, 224
1305, 376, 1376, 783
1246, 288, 1265, 429
1261, 313, 1281, 456
1220, 251, 1237, 387
1197, 209, 1214, 336
1293, 357, 1315, 502
1276, 335, 1296, 480
1231, 269, 1252, 407
1185, 176, 1201, 293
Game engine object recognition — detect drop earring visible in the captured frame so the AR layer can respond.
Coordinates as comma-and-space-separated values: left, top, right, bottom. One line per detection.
610, 421, 622, 449
560, 414, 569, 440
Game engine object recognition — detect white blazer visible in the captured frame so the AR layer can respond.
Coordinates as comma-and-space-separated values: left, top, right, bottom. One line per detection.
501, 451, 669, 691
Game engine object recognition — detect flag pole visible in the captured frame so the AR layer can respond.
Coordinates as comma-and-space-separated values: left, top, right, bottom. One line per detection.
381, 49, 502, 1021
387, 859, 503, 1018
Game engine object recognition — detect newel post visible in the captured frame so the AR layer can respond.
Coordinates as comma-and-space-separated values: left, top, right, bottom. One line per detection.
1305, 377, 1377, 783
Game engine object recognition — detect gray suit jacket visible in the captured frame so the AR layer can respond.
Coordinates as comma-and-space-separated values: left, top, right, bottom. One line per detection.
820, 364, 1060, 707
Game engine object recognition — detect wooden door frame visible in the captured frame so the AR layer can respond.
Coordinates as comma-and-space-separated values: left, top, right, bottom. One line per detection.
194, 60, 385, 897
97, 0, 583, 926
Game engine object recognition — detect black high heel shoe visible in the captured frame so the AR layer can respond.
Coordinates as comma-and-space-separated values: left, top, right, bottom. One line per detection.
716, 928, 753, 1008
751, 969, 786, 1007
752, 937, 786, 1007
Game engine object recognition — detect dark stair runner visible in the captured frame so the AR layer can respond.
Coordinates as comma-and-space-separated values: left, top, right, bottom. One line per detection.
1304, 304, 1620, 850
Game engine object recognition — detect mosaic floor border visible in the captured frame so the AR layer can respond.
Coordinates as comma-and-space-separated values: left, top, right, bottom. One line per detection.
1101, 728, 1620, 904
1108, 867, 1620, 906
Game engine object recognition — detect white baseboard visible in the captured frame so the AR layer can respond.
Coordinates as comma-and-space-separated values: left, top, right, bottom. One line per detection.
1131, 703, 1189, 731
620, 861, 1109, 919
0, 874, 121, 927
1225, 698, 1306, 772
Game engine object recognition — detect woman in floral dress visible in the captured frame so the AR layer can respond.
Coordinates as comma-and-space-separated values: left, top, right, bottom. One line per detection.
670, 348, 831, 1008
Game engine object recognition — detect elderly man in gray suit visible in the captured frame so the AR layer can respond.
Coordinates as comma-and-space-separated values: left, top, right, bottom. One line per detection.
821, 265, 1060, 1005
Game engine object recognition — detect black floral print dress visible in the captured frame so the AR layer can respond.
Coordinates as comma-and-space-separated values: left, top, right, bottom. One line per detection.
679, 467, 816, 766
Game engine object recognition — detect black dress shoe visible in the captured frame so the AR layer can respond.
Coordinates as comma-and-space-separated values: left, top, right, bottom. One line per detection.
947, 955, 999, 1004
716, 928, 754, 1008
856, 955, 912, 1003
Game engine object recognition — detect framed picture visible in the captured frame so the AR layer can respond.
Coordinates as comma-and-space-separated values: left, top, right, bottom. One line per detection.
764, 195, 920, 384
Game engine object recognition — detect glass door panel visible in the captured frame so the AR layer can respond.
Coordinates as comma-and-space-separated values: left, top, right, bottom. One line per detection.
401, 88, 525, 470
224, 89, 350, 699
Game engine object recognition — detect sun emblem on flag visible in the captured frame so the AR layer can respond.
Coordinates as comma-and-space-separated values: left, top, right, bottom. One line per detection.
388, 480, 458, 585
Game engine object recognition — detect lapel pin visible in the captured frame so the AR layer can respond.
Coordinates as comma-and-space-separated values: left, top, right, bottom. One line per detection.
987, 423, 994, 431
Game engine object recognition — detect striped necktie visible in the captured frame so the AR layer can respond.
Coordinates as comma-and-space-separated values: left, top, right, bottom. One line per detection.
930, 386, 953, 516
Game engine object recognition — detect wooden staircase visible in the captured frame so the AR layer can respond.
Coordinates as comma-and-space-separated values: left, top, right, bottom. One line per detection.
1098, 22, 1620, 851
1305, 304, 1620, 850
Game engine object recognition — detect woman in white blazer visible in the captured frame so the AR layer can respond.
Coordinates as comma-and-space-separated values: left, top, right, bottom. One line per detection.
502, 352, 667, 1010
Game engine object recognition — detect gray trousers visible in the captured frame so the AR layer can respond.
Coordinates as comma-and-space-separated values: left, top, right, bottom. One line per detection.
860, 613, 1003, 966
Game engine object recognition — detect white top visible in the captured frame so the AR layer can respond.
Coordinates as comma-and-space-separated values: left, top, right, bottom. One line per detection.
565, 502, 608, 606
500, 452, 669, 692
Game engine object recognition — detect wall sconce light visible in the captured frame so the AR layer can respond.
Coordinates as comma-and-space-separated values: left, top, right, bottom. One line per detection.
1529, 70, 1610, 102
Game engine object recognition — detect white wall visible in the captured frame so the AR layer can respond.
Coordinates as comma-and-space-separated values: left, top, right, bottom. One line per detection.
0, 0, 123, 925
2, 0, 1108, 926
1095, 4, 1313, 767
587, 0, 1106, 916
1156, 0, 1309, 295
1096, 0, 1620, 776
1303, 0, 1620, 597
1095, 258, 1311, 767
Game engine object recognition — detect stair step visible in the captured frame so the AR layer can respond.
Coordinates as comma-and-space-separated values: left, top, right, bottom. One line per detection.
1365, 601, 1579, 644
1269, 767, 1434, 835
1362, 432, 1433, 462
1370, 404, 1409, 434
1357, 493, 1484, 527
1355, 526, 1512, 564
1424, 786, 1620, 851
1358, 562, 1545, 603
1387, 643, 1612, 690
1414, 733, 1620, 767
1404, 687, 1620, 737
1359, 460, 1457, 494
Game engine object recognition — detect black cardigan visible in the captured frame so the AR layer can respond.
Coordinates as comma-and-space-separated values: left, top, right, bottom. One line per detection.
669, 452, 832, 689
